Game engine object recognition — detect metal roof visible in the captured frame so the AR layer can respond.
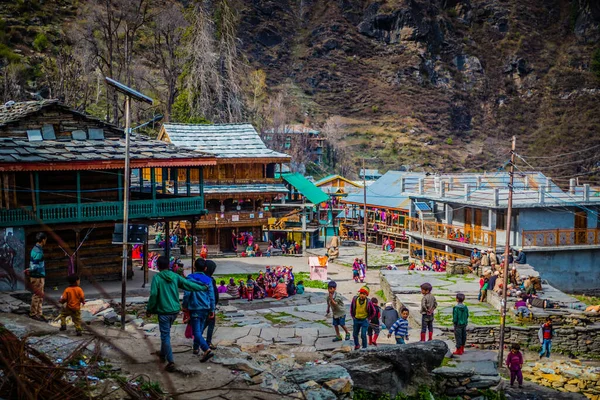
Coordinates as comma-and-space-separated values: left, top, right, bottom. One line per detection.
344, 171, 423, 210
281, 173, 329, 204
162, 123, 291, 159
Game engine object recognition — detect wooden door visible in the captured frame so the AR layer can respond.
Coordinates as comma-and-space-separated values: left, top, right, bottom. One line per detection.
474, 208, 482, 228
575, 211, 587, 244
465, 208, 472, 226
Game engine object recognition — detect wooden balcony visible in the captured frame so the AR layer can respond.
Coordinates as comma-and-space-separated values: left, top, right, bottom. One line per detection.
409, 243, 470, 263
0, 197, 206, 227
194, 211, 272, 229
405, 217, 496, 248
522, 228, 600, 248
203, 178, 281, 185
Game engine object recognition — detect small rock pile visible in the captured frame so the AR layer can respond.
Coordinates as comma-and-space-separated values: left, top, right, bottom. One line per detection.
522, 361, 600, 399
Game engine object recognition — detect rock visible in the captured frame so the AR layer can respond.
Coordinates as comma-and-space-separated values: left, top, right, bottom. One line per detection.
286, 364, 350, 385
211, 357, 264, 377
432, 366, 475, 378
323, 378, 353, 394
332, 346, 353, 354
131, 318, 145, 328
80, 310, 96, 324
305, 388, 337, 400
103, 311, 119, 325
239, 344, 265, 353
299, 380, 321, 390
259, 373, 279, 392
334, 341, 448, 397
95, 308, 115, 317
564, 384, 580, 393
81, 300, 109, 315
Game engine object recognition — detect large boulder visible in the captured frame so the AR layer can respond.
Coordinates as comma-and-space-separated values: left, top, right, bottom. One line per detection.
333, 341, 448, 397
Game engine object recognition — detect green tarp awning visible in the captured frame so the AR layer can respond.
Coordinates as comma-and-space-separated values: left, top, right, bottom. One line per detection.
281, 173, 329, 204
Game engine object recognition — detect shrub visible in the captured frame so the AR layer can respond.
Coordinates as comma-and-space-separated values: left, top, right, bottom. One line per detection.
371, 105, 379, 113
446, 137, 453, 145
32, 33, 49, 52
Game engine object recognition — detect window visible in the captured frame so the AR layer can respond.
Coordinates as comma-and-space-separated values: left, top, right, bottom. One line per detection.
284, 137, 292, 149
481, 209, 489, 227
453, 207, 464, 224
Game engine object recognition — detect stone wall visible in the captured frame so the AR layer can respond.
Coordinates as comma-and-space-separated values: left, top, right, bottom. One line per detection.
439, 324, 600, 358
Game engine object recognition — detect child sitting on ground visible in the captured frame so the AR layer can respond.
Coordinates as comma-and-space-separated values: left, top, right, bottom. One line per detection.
226, 278, 239, 298
296, 280, 305, 294
218, 280, 228, 294
59, 275, 86, 336
246, 275, 255, 302
238, 280, 248, 300
388, 307, 410, 344
514, 294, 531, 318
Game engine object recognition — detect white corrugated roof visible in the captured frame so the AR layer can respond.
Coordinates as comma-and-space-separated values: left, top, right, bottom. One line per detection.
162, 123, 291, 159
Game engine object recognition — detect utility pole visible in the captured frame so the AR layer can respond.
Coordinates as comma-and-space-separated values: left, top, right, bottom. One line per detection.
498, 136, 516, 366
362, 158, 368, 268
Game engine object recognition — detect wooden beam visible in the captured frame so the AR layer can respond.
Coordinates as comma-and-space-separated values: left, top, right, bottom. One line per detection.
0, 158, 218, 173
11, 173, 16, 206
3, 173, 10, 210
117, 170, 123, 202
173, 168, 178, 195
186, 168, 191, 196
76, 171, 81, 220
75, 229, 81, 274
29, 172, 36, 212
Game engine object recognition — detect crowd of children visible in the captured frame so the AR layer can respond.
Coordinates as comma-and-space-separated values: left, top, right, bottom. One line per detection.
351, 258, 367, 283
408, 256, 447, 272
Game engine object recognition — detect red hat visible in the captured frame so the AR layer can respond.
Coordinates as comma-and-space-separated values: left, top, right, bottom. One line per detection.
359, 286, 370, 295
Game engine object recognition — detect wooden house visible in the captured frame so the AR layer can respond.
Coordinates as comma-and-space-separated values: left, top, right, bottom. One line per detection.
0, 100, 216, 290
158, 123, 291, 252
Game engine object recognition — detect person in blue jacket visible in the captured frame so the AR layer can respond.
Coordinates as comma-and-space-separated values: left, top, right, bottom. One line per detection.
183, 258, 215, 362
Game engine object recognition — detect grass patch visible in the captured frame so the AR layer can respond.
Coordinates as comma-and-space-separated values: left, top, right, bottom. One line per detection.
574, 294, 600, 305
375, 289, 387, 302
264, 312, 294, 325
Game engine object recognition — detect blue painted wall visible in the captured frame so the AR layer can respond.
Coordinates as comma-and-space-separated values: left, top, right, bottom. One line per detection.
527, 249, 600, 293
518, 208, 574, 231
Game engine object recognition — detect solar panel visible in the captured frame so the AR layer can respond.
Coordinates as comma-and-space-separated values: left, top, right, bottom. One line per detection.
42, 124, 56, 140
27, 129, 43, 141
414, 202, 431, 211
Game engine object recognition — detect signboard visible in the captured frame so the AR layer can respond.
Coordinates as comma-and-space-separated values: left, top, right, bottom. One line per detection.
309, 256, 328, 281
259, 212, 264, 218
232, 215, 239, 222
249, 213, 255, 219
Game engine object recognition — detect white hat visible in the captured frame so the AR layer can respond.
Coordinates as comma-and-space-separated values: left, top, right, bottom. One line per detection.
385, 302, 393, 307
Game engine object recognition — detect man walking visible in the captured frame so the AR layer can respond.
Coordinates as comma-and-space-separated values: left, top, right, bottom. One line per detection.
146, 256, 207, 372
25, 232, 47, 321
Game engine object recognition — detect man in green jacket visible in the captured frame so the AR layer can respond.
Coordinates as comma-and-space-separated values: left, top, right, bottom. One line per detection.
24, 232, 48, 322
147, 255, 207, 372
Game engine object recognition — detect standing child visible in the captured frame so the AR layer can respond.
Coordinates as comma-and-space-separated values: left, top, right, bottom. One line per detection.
477, 275, 485, 301
368, 298, 382, 346
506, 343, 524, 387
246, 275, 255, 302
325, 281, 351, 342
539, 317, 554, 359
59, 275, 85, 336
218, 280, 228, 294
387, 307, 410, 344
420, 282, 438, 341
350, 286, 377, 350
452, 292, 469, 355
352, 258, 360, 283
480, 276, 489, 302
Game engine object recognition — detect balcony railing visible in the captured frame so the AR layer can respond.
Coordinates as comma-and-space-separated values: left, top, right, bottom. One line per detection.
522, 229, 600, 248
409, 243, 471, 263
195, 211, 271, 228
405, 217, 496, 248
0, 197, 206, 227
203, 178, 281, 185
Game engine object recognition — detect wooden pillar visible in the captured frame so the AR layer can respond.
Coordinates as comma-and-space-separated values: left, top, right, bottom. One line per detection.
191, 217, 196, 273
217, 228, 221, 252
186, 168, 191, 196
233, 164, 237, 183
139, 168, 143, 193
34, 172, 40, 218
263, 164, 267, 178
29, 172, 36, 212
76, 171, 81, 221
173, 168, 179, 195
142, 236, 149, 287
117, 170, 123, 201
75, 229, 81, 274
3, 173, 10, 210
252, 198, 256, 212
162, 168, 167, 195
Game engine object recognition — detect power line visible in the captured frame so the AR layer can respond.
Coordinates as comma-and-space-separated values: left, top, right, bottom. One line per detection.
518, 144, 600, 159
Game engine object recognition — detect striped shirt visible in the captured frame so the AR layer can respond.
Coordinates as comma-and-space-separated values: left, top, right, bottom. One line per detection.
389, 317, 409, 338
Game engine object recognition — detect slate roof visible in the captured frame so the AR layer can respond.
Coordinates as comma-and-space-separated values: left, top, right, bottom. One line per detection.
0, 136, 214, 170
161, 123, 291, 159
344, 171, 419, 210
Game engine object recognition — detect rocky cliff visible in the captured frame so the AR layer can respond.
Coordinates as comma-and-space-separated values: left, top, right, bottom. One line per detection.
236, 0, 600, 179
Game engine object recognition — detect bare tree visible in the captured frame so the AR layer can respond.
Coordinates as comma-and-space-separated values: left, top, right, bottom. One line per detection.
322, 116, 350, 175
180, 0, 245, 123
144, 2, 187, 121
